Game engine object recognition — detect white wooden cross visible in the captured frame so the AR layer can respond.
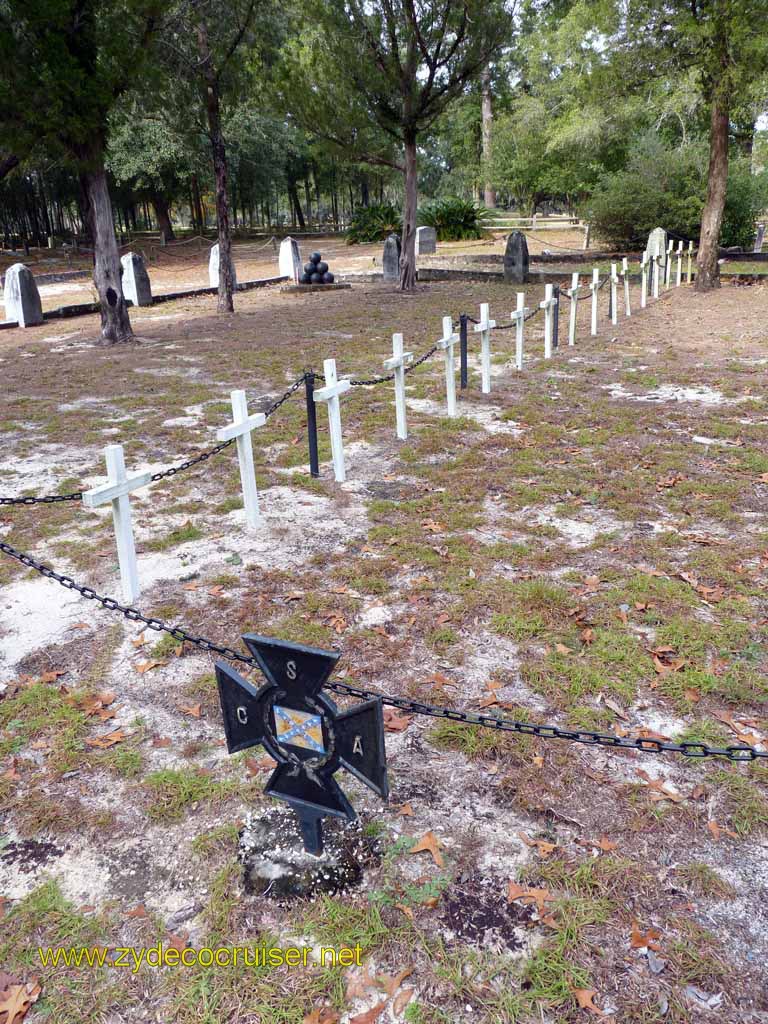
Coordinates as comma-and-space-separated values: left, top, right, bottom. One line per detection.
473, 302, 496, 394
539, 284, 557, 358
510, 292, 530, 370
589, 268, 600, 336
686, 241, 694, 284
313, 358, 351, 482
652, 249, 661, 299
609, 263, 619, 325
640, 253, 648, 309
675, 241, 683, 286
437, 315, 459, 417
216, 389, 266, 529
621, 257, 631, 317
664, 241, 674, 288
383, 332, 413, 440
82, 444, 152, 604
566, 272, 579, 346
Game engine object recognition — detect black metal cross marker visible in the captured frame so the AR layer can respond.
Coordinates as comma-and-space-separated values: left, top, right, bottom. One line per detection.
215, 635, 388, 856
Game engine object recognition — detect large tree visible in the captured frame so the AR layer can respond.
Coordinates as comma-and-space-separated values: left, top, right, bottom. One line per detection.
0, 0, 164, 343
277, 0, 510, 290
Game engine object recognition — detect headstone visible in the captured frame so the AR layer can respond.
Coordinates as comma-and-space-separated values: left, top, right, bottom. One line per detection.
645, 228, 668, 279
754, 223, 765, 253
216, 634, 388, 856
415, 226, 436, 256
503, 231, 529, 284
382, 234, 401, 283
279, 236, 302, 283
313, 358, 352, 482
209, 243, 237, 288
120, 252, 152, 307
2, 263, 43, 327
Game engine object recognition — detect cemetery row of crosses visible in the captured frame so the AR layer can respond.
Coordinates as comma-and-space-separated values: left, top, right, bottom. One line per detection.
1, 0, 768, 1020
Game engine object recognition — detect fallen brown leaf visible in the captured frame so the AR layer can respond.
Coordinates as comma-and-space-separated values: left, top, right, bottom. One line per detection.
572, 987, 605, 1015
409, 831, 444, 868
349, 1002, 387, 1024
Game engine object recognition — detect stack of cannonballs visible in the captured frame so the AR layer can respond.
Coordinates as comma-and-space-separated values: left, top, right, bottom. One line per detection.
300, 251, 335, 285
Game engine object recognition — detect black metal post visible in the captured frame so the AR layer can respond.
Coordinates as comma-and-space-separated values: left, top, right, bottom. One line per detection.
552, 285, 560, 350
305, 372, 320, 478
459, 314, 468, 390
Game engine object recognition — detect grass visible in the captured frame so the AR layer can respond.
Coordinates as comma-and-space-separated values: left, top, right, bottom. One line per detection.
143, 768, 240, 821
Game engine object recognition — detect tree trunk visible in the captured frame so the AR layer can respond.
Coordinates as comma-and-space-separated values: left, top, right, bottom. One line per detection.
360, 175, 370, 207
695, 93, 729, 292
190, 174, 205, 232
81, 161, 134, 344
399, 133, 418, 291
481, 68, 496, 208
0, 153, 19, 182
198, 21, 235, 313
287, 179, 306, 230
151, 192, 175, 242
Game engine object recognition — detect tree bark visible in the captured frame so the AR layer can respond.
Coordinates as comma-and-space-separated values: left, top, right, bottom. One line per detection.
481, 68, 496, 208
0, 153, 19, 182
695, 93, 730, 292
81, 160, 134, 344
151, 192, 175, 242
287, 178, 306, 229
190, 174, 205, 232
198, 21, 235, 313
399, 133, 418, 291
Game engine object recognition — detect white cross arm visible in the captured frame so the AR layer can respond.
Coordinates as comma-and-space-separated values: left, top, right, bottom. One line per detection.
384, 350, 413, 370
437, 327, 459, 349
216, 411, 266, 442
510, 305, 531, 320
313, 378, 352, 402
539, 294, 557, 310
473, 317, 496, 332
82, 469, 152, 507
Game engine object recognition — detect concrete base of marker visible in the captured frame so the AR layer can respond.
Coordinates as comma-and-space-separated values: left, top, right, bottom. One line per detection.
239, 806, 374, 897
280, 283, 353, 293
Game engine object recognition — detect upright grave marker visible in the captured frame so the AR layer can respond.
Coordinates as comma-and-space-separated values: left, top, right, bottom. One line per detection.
383, 333, 413, 440
621, 257, 631, 317
415, 226, 437, 255
589, 268, 600, 336
121, 252, 152, 307
437, 315, 459, 417
664, 241, 674, 288
566, 272, 580, 346
382, 234, 401, 283
278, 237, 302, 284
473, 302, 496, 394
82, 445, 152, 604
510, 292, 530, 370
646, 228, 667, 297
675, 241, 683, 286
2, 263, 43, 327
609, 263, 619, 326
209, 244, 237, 288
216, 390, 266, 529
540, 284, 557, 358
687, 241, 694, 283
640, 253, 648, 309
503, 231, 529, 284
754, 223, 766, 253
313, 358, 351, 482
216, 635, 388, 856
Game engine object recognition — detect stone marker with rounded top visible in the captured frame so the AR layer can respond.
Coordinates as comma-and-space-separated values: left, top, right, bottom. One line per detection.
503, 231, 529, 284
313, 358, 352, 482
415, 226, 436, 256
3, 263, 43, 327
279, 237, 302, 283
120, 252, 152, 307
383, 333, 413, 440
209, 243, 237, 288
382, 234, 401, 283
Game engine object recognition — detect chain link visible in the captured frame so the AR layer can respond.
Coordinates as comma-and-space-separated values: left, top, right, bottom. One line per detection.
1, 537, 765, 765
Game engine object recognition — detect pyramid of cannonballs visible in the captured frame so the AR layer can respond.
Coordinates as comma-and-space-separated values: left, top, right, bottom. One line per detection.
300, 251, 335, 285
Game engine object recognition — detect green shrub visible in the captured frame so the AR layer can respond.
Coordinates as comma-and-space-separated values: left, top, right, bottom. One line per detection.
417, 196, 489, 241
584, 134, 768, 249
346, 202, 401, 244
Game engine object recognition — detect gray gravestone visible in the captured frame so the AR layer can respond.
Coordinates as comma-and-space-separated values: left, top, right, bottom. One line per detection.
278, 236, 302, 283
2, 263, 43, 327
754, 223, 765, 253
503, 231, 529, 284
120, 252, 152, 307
382, 234, 401, 283
209, 243, 237, 288
645, 227, 668, 275
415, 226, 437, 256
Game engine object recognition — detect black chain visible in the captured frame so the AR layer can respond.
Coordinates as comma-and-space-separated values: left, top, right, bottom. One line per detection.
346, 341, 440, 387
1, 537, 765, 764
1, 376, 308, 501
